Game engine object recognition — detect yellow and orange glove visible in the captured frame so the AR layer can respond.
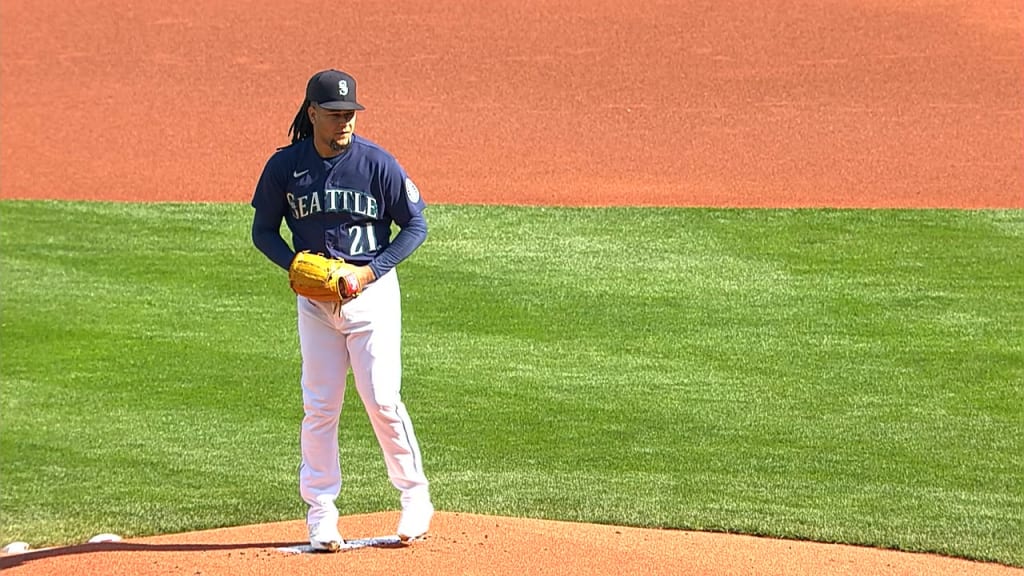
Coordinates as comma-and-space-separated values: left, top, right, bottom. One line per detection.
288, 251, 373, 302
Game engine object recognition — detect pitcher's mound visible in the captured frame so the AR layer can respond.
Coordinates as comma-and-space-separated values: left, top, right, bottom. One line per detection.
1, 511, 1019, 575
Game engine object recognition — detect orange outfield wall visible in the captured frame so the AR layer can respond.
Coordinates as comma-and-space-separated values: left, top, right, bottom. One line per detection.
1, 0, 1022, 208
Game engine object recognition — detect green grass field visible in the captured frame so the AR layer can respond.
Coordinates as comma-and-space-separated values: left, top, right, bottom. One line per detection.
1, 200, 1021, 566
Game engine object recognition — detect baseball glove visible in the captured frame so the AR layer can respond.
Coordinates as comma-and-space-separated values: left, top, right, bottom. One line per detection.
288, 251, 362, 302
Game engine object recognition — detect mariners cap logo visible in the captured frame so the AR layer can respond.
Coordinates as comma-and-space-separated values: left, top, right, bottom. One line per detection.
306, 69, 365, 111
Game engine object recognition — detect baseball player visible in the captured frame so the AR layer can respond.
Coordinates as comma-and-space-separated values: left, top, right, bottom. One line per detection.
250, 69, 433, 552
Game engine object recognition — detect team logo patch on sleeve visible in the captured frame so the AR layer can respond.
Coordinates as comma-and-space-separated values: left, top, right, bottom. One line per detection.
405, 178, 421, 203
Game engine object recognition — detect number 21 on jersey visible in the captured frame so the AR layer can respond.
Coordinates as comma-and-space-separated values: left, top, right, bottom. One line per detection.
348, 223, 379, 256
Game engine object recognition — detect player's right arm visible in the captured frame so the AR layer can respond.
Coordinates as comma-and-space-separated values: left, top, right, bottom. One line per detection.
251, 153, 296, 271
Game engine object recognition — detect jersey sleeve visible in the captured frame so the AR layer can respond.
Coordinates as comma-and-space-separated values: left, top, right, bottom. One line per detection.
251, 151, 289, 214
382, 160, 427, 228
366, 159, 428, 278
250, 151, 296, 271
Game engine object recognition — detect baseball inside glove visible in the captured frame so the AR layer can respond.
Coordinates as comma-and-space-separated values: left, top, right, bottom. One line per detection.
288, 251, 362, 302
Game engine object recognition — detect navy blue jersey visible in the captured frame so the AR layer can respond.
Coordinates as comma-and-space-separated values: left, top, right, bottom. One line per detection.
251, 135, 427, 275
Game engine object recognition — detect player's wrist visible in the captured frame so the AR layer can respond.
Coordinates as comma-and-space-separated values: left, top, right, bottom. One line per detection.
365, 263, 381, 283
358, 265, 377, 287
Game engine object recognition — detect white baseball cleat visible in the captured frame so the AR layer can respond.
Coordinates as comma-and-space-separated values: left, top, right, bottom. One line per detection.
396, 501, 434, 542
308, 520, 344, 552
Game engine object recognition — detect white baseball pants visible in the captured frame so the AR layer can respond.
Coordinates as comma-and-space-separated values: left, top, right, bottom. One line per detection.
295, 270, 430, 525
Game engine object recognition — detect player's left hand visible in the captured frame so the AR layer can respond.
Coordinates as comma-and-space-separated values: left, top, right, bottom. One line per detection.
336, 265, 376, 299
351, 265, 377, 292
331, 264, 380, 306
289, 251, 366, 302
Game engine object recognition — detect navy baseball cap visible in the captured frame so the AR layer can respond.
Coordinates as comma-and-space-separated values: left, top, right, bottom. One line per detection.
306, 69, 365, 111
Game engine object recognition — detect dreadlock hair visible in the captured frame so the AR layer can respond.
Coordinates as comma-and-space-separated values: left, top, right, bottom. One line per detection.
288, 99, 314, 143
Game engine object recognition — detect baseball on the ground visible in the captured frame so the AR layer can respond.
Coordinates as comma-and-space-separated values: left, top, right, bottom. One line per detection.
2, 541, 30, 554
88, 533, 123, 543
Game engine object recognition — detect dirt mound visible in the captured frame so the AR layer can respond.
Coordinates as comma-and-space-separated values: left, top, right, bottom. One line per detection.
2, 512, 1020, 576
